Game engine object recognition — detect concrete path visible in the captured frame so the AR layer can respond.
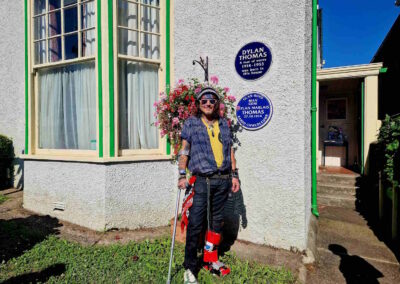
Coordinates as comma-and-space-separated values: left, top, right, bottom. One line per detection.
307, 205, 400, 283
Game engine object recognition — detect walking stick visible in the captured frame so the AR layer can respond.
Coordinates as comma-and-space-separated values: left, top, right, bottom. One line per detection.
167, 186, 182, 284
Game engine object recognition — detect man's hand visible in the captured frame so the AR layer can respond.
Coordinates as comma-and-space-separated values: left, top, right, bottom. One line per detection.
231, 177, 240, 193
178, 178, 187, 190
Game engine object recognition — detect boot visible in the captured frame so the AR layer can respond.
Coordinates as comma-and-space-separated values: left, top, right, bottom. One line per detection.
203, 231, 231, 276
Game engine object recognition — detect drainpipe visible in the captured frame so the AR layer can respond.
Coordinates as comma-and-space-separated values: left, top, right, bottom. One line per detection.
311, 0, 319, 217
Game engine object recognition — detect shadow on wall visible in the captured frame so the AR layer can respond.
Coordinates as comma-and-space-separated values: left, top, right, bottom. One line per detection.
329, 244, 383, 283
220, 187, 247, 256
0, 215, 62, 263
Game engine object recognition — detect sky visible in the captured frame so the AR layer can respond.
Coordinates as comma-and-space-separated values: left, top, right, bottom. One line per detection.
319, 0, 399, 68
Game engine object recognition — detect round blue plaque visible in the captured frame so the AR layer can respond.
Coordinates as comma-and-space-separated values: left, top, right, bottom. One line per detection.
236, 92, 273, 130
235, 42, 272, 80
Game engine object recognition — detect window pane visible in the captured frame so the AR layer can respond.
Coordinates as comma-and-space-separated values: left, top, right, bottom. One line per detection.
141, 33, 160, 59
48, 37, 62, 62
48, 11, 61, 36
34, 15, 46, 40
64, 6, 78, 33
81, 1, 96, 29
65, 33, 78, 59
118, 60, 159, 149
118, 0, 138, 29
49, 0, 61, 10
141, 5, 159, 33
118, 29, 138, 56
141, 0, 159, 7
34, 40, 47, 64
82, 29, 96, 57
34, 0, 46, 15
64, 0, 77, 7
38, 61, 97, 150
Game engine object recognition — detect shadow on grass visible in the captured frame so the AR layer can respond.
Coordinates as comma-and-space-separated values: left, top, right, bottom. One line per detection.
2, 263, 66, 284
0, 215, 62, 263
329, 244, 383, 283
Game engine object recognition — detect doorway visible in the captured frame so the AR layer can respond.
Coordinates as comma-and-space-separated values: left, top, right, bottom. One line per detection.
318, 78, 363, 172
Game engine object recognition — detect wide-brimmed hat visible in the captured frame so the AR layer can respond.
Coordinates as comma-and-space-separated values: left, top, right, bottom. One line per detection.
196, 87, 220, 101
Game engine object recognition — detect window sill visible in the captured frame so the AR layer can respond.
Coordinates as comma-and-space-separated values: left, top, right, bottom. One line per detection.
21, 154, 173, 164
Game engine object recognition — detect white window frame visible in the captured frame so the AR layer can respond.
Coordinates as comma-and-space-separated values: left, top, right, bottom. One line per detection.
114, 0, 167, 157
29, 0, 99, 157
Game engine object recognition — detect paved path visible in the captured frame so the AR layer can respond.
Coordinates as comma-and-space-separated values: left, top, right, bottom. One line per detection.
307, 205, 400, 283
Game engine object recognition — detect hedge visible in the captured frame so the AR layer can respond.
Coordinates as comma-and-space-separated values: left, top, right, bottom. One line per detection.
378, 114, 400, 191
0, 134, 14, 189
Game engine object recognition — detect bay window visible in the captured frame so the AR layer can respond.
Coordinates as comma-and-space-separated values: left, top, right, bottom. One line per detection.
117, 0, 161, 152
33, 0, 97, 152
28, 0, 167, 159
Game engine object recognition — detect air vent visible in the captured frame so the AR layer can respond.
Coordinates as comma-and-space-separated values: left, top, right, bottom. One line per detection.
53, 202, 66, 211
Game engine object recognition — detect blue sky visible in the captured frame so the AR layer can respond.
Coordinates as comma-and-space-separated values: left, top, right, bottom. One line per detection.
319, 0, 399, 67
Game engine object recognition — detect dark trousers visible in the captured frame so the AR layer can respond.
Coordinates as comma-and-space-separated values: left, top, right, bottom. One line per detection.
183, 177, 230, 274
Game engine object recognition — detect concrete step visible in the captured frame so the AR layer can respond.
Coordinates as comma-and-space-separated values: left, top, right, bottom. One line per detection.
317, 173, 360, 187
317, 183, 358, 195
318, 192, 357, 209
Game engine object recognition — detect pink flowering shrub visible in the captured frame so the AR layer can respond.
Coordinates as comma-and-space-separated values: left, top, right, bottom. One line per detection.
153, 77, 237, 158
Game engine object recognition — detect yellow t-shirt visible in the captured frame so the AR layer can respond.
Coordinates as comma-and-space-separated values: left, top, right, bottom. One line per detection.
202, 118, 224, 168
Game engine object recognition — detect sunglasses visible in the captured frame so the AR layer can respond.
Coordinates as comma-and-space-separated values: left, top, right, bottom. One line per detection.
200, 99, 217, 105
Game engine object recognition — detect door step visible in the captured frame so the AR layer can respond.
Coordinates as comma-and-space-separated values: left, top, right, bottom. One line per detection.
318, 192, 357, 209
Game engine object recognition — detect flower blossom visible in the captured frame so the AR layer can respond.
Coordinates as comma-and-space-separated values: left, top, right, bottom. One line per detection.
195, 87, 202, 94
172, 117, 179, 126
210, 75, 219, 85
227, 95, 236, 102
223, 87, 230, 93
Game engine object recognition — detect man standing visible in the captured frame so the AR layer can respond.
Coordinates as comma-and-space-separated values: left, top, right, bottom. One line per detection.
178, 86, 240, 283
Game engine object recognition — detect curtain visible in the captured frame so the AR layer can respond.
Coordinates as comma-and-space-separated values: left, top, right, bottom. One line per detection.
119, 61, 159, 149
39, 62, 96, 150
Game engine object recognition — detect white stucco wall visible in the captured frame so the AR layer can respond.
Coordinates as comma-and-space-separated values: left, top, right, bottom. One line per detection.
105, 161, 177, 229
24, 161, 107, 230
174, 0, 312, 250
24, 160, 177, 231
0, 0, 25, 188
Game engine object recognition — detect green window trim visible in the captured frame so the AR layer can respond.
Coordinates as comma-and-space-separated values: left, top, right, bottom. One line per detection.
108, 0, 115, 157
166, 0, 171, 155
25, 0, 28, 154
98, 0, 104, 157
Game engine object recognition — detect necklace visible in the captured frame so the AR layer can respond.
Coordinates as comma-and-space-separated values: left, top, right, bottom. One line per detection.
202, 117, 215, 137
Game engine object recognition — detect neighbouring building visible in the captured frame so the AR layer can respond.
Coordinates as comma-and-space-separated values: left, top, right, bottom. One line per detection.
0, 0, 320, 252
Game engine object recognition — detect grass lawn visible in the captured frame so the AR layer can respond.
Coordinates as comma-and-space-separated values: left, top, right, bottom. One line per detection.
0, 220, 295, 283
0, 194, 8, 204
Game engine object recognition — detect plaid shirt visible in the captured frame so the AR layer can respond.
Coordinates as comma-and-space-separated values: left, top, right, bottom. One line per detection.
181, 116, 232, 175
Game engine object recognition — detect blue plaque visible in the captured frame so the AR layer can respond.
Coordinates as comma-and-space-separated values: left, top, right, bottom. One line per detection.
235, 42, 272, 80
236, 92, 273, 130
